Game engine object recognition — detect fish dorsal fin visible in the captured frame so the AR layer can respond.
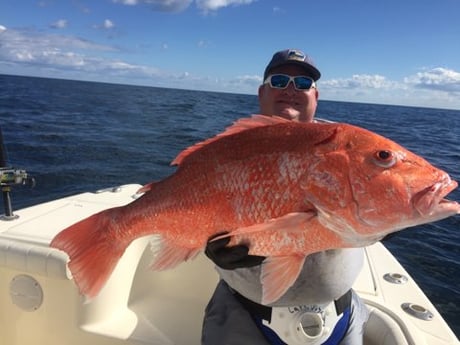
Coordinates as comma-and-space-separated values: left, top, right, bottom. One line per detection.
171, 115, 290, 165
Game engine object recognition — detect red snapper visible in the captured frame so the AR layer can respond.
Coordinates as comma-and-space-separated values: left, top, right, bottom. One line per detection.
51, 115, 460, 304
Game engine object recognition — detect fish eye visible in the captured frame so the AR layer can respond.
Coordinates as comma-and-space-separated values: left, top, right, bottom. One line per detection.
373, 150, 397, 168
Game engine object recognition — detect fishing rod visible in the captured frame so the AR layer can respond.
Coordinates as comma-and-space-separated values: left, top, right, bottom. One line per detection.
0, 127, 35, 220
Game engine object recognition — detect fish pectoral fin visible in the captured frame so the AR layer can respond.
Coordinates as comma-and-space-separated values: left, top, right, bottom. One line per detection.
149, 236, 201, 270
260, 255, 306, 305
212, 212, 317, 242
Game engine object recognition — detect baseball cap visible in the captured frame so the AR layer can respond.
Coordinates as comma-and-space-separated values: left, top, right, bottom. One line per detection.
263, 49, 321, 81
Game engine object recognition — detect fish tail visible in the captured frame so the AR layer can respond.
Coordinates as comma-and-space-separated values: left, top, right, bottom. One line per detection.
50, 207, 129, 299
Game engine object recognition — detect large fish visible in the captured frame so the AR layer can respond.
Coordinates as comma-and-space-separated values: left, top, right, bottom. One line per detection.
50, 115, 459, 304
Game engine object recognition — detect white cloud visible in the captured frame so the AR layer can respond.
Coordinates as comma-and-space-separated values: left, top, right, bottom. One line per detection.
0, 28, 112, 52
321, 70, 460, 100
113, 0, 138, 4
220, 74, 260, 94
317, 70, 460, 109
0, 27, 115, 68
112, 0, 255, 12
50, 19, 68, 29
404, 68, 460, 93
93, 19, 116, 30
103, 19, 115, 29
196, 0, 256, 12
0, 26, 167, 84
233, 74, 261, 85
321, 74, 395, 89
113, 0, 193, 12
179, 71, 190, 79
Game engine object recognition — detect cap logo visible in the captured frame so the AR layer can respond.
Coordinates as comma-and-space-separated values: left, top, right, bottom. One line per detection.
287, 49, 305, 62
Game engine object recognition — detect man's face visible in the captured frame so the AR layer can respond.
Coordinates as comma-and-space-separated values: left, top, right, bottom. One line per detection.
258, 65, 319, 123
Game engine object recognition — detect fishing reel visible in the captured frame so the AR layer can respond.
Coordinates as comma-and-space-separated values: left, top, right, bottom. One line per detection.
0, 128, 35, 220
0, 167, 32, 187
0, 166, 35, 221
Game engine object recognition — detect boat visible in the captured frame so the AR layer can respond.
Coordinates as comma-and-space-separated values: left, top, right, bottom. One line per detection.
0, 135, 458, 345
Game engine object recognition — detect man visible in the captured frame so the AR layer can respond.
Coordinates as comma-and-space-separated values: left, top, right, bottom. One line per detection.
202, 49, 369, 345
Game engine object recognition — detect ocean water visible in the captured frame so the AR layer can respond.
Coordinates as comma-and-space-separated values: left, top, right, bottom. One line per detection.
1, 74, 459, 336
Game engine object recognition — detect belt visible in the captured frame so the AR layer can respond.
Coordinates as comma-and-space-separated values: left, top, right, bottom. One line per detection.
233, 289, 352, 345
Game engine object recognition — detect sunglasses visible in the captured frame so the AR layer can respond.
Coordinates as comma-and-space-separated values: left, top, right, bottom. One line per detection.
264, 74, 316, 91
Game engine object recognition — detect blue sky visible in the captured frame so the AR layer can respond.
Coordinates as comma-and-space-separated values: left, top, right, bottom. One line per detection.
1, 0, 460, 109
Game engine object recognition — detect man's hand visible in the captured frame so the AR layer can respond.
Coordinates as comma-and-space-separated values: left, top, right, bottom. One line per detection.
205, 233, 265, 270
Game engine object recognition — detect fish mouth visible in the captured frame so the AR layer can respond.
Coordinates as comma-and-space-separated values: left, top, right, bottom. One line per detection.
413, 176, 459, 219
